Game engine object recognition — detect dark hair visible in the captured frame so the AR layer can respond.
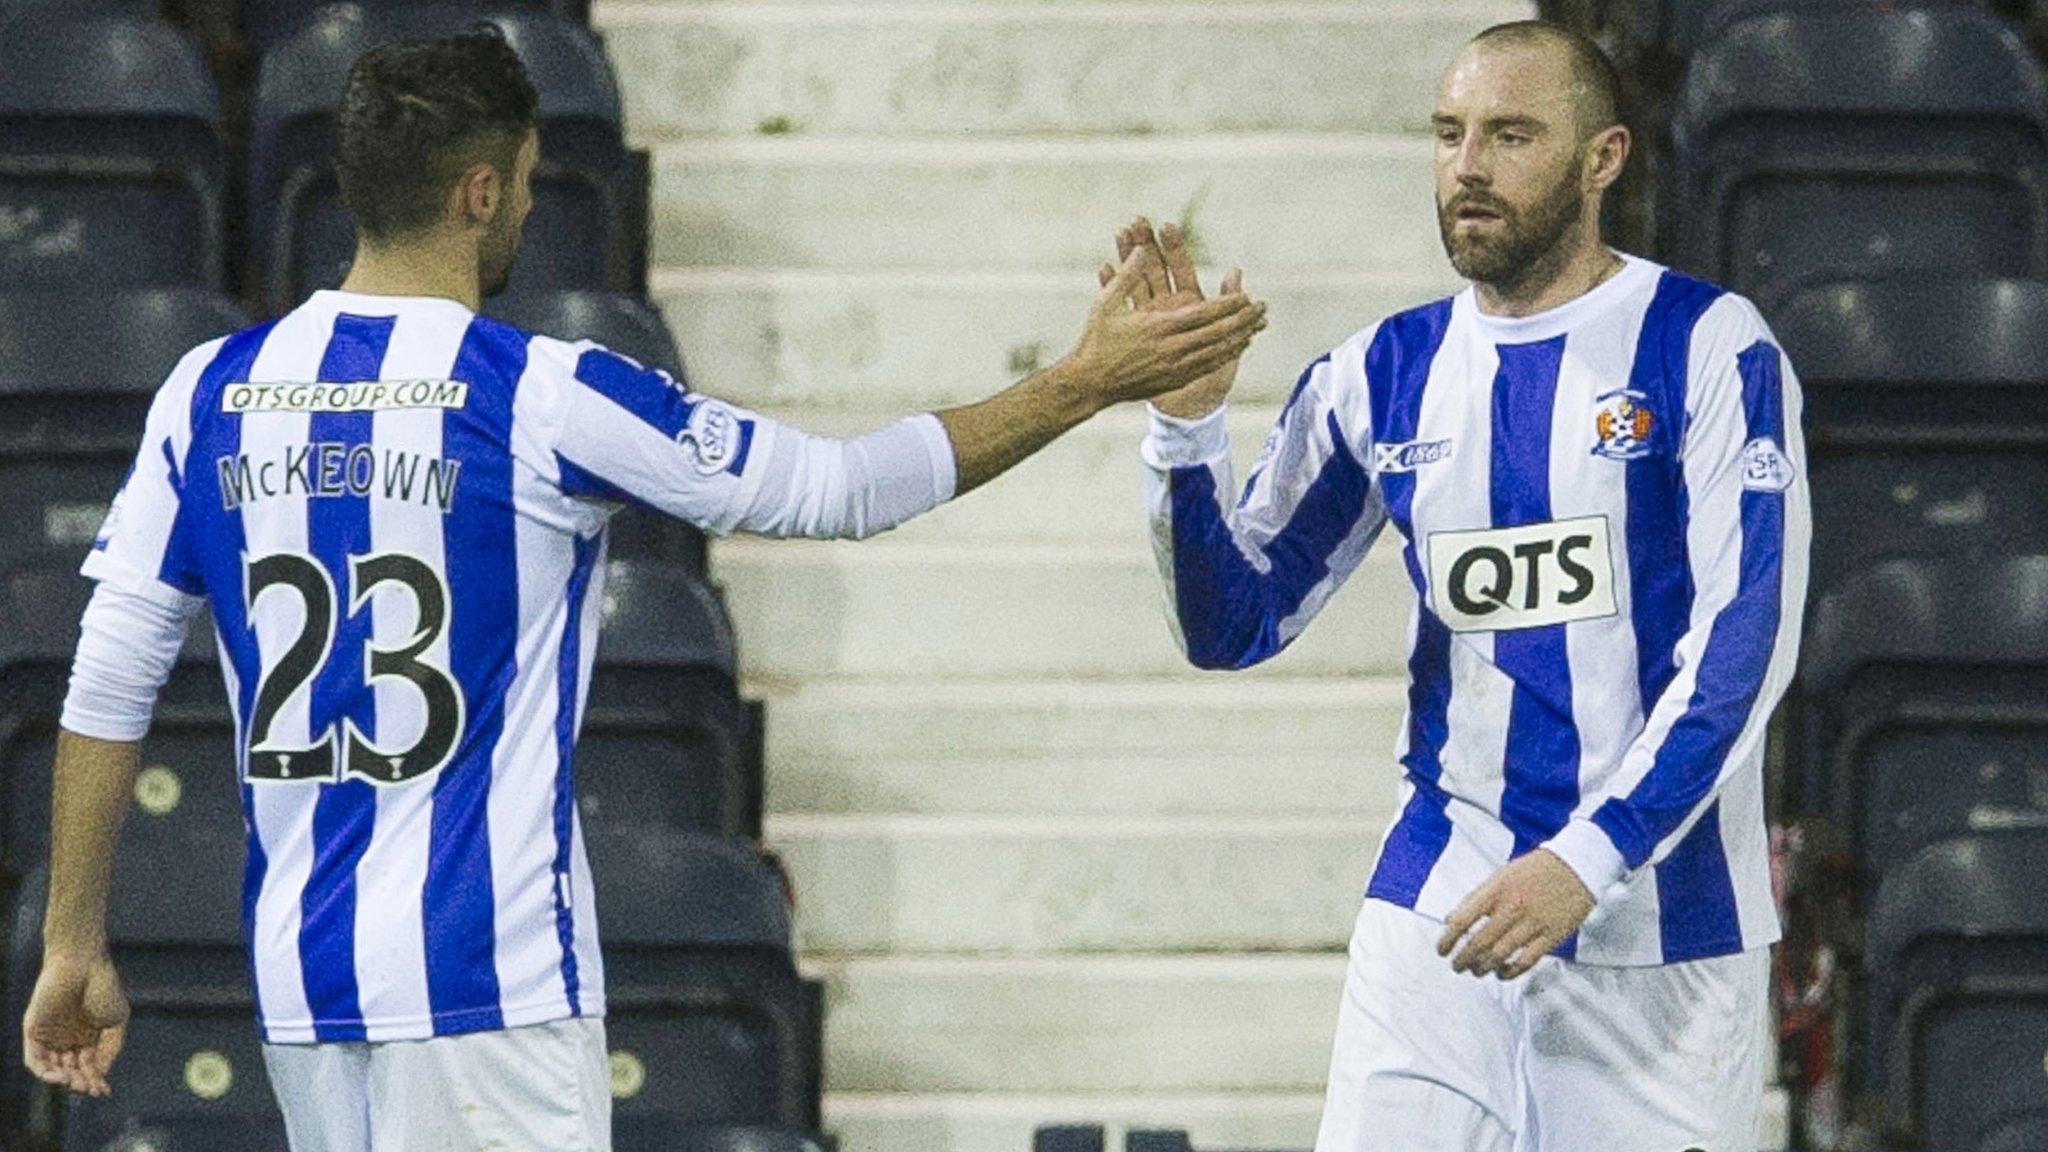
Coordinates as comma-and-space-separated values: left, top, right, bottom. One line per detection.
1470, 20, 1623, 142
333, 26, 539, 242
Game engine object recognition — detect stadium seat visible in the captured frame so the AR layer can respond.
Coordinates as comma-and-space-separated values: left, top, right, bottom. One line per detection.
662, 1126, 831, 1152
248, 3, 642, 312
0, 15, 226, 289
242, 0, 586, 50
587, 829, 821, 1136
1637, 0, 1988, 58
581, 561, 756, 840
483, 291, 706, 569
0, 555, 234, 881
1667, 8, 2048, 304
1768, 278, 2048, 600
4, 816, 258, 1151
0, 290, 251, 564
1867, 828, 2048, 1149
1798, 555, 2048, 875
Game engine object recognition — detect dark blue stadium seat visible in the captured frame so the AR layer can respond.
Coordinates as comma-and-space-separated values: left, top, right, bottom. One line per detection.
663, 1128, 830, 1152
243, 0, 577, 50
1668, 9, 2048, 304
1799, 556, 2048, 869
580, 561, 755, 840
4, 813, 257, 1151
587, 829, 819, 1136
0, 16, 225, 289
1769, 278, 2048, 600
1638, 0, 1988, 58
249, 3, 640, 312
1868, 829, 2048, 1149
1037, 1129, 1108, 1152
483, 292, 707, 569
0, 290, 251, 563
0, 554, 234, 878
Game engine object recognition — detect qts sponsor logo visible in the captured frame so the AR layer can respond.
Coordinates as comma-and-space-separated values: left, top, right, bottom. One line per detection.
1425, 516, 1619, 633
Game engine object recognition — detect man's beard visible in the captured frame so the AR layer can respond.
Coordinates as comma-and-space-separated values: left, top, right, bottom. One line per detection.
1438, 169, 1583, 290
479, 223, 521, 299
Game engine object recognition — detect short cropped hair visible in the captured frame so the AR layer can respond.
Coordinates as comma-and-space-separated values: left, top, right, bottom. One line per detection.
1470, 20, 1623, 141
333, 26, 539, 242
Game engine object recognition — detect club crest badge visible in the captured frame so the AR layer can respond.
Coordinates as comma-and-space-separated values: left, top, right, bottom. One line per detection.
1591, 388, 1655, 461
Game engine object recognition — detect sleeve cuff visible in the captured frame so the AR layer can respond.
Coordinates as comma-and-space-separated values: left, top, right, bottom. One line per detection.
1543, 817, 1630, 901
909, 413, 959, 503
1142, 404, 1230, 469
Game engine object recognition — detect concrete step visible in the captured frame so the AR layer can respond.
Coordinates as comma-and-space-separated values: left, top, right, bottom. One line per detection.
649, 135, 1442, 272
809, 954, 1347, 1093
821, 1087, 1792, 1152
770, 813, 1383, 954
711, 538, 1415, 680
824, 1091, 1324, 1152
758, 676, 1410, 816
652, 268, 1449, 413
599, 2, 1528, 139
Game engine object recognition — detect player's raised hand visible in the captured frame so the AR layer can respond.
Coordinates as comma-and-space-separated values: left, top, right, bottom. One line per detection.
1098, 217, 1251, 420
23, 950, 129, 1097
1064, 241, 1267, 408
1436, 849, 1596, 981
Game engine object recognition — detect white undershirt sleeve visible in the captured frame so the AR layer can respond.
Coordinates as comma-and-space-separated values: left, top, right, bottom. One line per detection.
60, 581, 199, 743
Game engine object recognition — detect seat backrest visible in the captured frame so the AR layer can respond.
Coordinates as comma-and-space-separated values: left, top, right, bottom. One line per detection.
250, 3, 625, 306
1802, 555, 2048, 706
1126, 1133, 1198, 1152
243, 0, 561, 50
0, 291, 251, 550
1916, 996, 2048, 1152
1670, 11, 2048, 298
484, 291, 685, 376
1036, 1128, 1108, 1152
655, 1128, 830, 1152
595, 561, 738, 679
0, 16, 224, 288
1775, 278, 2048, 591
1866, 828, 2048, 1136
584, 828, 787, 951
1671, 0, 1986, 58
1859, 720, 2048, 888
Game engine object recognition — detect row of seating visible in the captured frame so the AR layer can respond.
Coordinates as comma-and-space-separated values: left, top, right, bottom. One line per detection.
4, 821, 819, 1150
0, 1, 805, 1147
1646, 5, 2048, 1148
0, 3, 648, 306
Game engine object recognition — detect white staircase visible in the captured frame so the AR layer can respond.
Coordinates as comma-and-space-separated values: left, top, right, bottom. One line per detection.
593, 3, 1789, 1150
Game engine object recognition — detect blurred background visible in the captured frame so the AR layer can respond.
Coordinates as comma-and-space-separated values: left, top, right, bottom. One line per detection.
1, 1, 2047, 1151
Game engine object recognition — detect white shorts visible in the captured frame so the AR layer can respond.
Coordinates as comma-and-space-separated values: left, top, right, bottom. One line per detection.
1315, 899, 1769, 1152
263, 1017, 612, 1152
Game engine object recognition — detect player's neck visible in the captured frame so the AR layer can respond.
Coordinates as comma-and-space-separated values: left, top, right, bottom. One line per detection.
1472, 237, 1623, 320
337, 239, 483, 313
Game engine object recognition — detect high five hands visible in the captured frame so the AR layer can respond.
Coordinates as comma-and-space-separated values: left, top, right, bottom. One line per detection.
1099, 217, 1250, 420
1064, 234, 1267, 409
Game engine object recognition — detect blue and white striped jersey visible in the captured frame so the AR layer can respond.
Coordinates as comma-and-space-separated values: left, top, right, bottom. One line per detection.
83, 290, 952, 1042
1143, 255, 1810, 965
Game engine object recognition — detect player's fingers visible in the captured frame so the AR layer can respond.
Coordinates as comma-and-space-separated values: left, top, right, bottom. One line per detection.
1159, 221, 1203, 300
1095, 246, 1155, 310
1498, 930, 1562, 981
1439, 881, 1499, 956
1156, 292, 1262, 333
1116, 225, 1137, 264
1451, 906, 1522, 975
1098, 262, 1117, 290
1131, 217, 1173, 301
1221, 267, 1244, 297
1480, 921, 1548, 979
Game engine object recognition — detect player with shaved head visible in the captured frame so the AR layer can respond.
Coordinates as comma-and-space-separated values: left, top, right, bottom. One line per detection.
1129, 20, 1808, 1150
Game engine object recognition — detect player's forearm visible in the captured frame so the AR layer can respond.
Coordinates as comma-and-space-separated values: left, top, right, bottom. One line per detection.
42, 730, 141, 956
935, 359, 1101, 497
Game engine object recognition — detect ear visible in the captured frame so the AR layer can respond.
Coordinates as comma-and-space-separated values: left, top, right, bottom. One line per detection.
457, 161, 503, 226
1584, 122, 1630, 194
